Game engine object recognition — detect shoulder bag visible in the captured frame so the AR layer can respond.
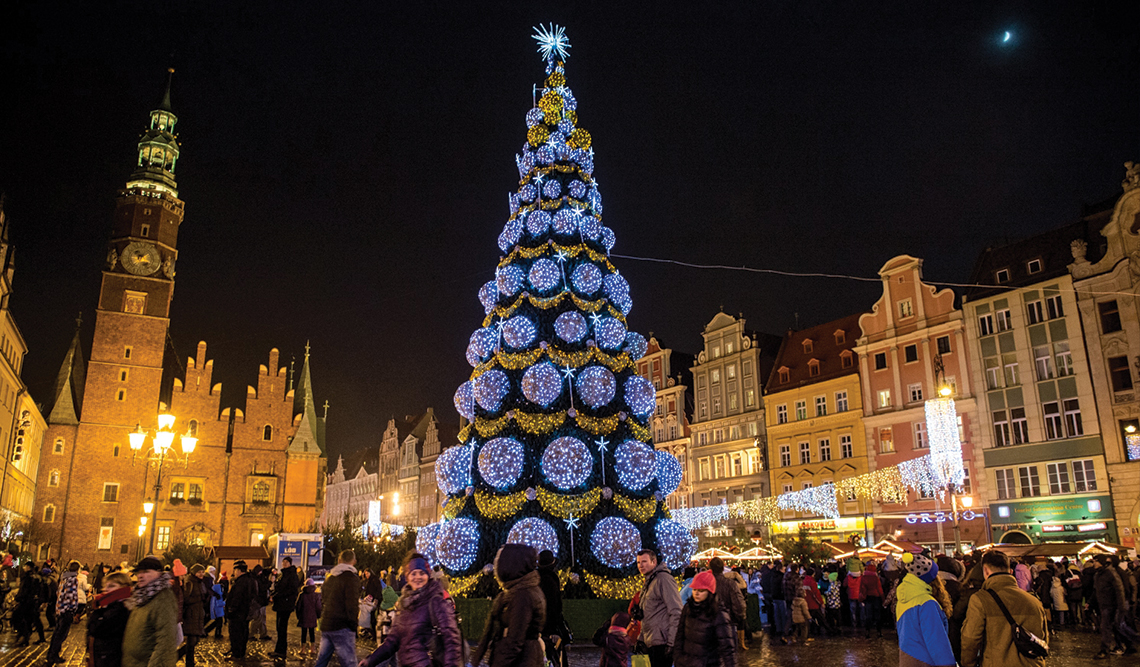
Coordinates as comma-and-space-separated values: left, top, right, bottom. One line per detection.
985, 589, 1048, 659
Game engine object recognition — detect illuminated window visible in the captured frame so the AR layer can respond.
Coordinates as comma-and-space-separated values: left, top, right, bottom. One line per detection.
263, 425, 273, 441
188, 483, 203, 501
252, 481, 271, 503
879, 427, 893, 453
53, 438, 64, 454
187, 419, 199, 436
898, 299, 913, 318
877, 389, 891, 409
156, 526, 171, 551
48, 470, 60, 487
170, 482, 185, 500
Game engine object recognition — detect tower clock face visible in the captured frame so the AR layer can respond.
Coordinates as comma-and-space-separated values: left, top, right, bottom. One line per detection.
121, 242, 162, 276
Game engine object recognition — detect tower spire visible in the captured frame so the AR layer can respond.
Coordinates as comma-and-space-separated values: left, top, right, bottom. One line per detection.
126, 68, 181, 196
159, 67, 174, 112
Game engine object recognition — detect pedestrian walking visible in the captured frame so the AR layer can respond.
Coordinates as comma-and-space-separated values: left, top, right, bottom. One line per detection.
769, 562, 787, 637
359, 553, 462, 667
672, 571, 734, 667
42, 564, 59, 630
709, 558, 745, 649
121, 557, 179, 667
14, 562, 45, 646
269, 556, 301, 658
470, 544, 546, 667
633, 549, 682, 667
860, 562, 885, 638
780, 563, 802, 643
895, 552, 955, 667
592, 611, 632, 667
1091, 554, 1137, 658
248, 565, 271, 641
844, 559, 864, 633
205, 574, 226, 639
961, 550, 1048, 667
225, 562, 258, 659
789, 586, 810, 645
315, 550, 362, 667
802, 567, 833, 636
296, 578, 321, 655
87, 572, 133, 667
45, 560, 82, 665
824, 571, 842, 633
179, 564, 208, 667
536, 550, 567, 667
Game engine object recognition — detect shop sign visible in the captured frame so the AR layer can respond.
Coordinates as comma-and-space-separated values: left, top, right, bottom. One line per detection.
1041, 522, 1108, 534
905, 510, 978, 524
770, 516, 868, 535
992, 494, 1112, 525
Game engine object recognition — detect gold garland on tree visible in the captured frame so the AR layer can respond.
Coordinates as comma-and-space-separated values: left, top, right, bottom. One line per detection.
537, 486, 601, 518
585, 572, 645, 600
614, 494, 658, 522
475, 489, 528, 519
448, 573, 482, 597
441, 495, 468, 520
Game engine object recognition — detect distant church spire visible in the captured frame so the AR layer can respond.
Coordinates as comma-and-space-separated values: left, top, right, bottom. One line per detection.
45, 314, 87, 425
289, 342, 325, 455
126, 68, 181, 197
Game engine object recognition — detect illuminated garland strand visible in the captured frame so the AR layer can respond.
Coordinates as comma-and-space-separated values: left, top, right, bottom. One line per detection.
475, 489, 529, 519
502, 241, 616, 273
448, 573, 482, 597
441, 495, 468, 520
537, 486, 601, 518
464, 408, 646, 440
469, 345, 633, 377
614, 494, 658, 522
483, 291, 625, 328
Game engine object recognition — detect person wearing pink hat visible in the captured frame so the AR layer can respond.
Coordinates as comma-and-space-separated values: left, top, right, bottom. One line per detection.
673, 571, 735, 667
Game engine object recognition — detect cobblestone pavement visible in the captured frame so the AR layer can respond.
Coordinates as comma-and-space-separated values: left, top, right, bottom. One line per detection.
0, 613, 1120, 667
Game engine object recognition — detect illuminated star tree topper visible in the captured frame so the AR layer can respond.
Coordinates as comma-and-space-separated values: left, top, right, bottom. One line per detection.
533, 23, 571, 64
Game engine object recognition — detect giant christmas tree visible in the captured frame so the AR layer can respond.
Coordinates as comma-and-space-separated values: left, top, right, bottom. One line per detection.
418, 25, 692, 599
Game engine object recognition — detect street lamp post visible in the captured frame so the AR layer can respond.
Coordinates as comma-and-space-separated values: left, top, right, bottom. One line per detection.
950, 493, 974, 555
129, 412, 196, 555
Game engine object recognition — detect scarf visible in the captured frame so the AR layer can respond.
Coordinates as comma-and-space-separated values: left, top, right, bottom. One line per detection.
94, 586, 132, 608
126, 572, 173, 610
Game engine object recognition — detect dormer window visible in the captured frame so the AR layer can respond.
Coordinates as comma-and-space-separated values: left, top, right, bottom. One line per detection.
840, 350, 854, 369
995, 268, 1010, 284
808, 359, 821, 377
802, 339, 813, 354
778, 367, 790, 384
834, 330, 845, 345
1026, 259, 1042, 274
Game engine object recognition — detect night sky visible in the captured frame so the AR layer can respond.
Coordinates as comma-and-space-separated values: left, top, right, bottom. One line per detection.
1, 2, 1137, 460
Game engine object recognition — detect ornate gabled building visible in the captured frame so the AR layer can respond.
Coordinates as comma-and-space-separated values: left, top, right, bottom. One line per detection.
321, 448, 378, 529
31, 73, 327, 564
377, 408, 457, 527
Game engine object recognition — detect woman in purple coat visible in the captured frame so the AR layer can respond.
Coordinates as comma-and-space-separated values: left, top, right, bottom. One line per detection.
360, 554, 462, 667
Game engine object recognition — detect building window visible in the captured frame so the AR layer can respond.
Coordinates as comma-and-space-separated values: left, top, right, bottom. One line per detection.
1003, 354, 1019, 386
995, 469, 1015, 500
835, 391, 848, 412
1053, 342, 1072, 377
53, 438, 64, 454
699, 402, 707, 419
1046, 294, 1063, 320
43, 505, 55, 523
727, 364, 736, 380
778, 369, 789, 383
711, 369, 720, 384
262, 425, 273, 441
116, 389, 125, 401
1099, 300, 1122, 333
795, 400, 807, 420
124, 346, 132, 359
188, 483, 203, 501
879, 427, 893, 453
49, 470, 60, 487
996, 309, 1012, 332
1072, 459, 1097, 492
979, 313, 994, 336
776, 405, 787, 424
834, 330, 846, 345
874, 352, 887, 370
840, 434, 853, 458
819, 438, 831, 461
1109, 356, 1133, 392
799, 441, 811, 465
170, 482, 185, 500
877, 389, 891, 409
1018, 465, 1041, 497
802, 340, 813, 354
252, 481, 271, 503
783, 484, 793, 496
898, 299, 914, 318
714, 457, 724, 478
945, 376, 958, 396
156, 526, 171, 551
730, 425, 741, 440
936, 335, 951, 355
995, 268, 1010, 283
729, 393, 738, 410
960, 464, 972, 494
98, 518, 114, 550
841, 351, 853, 368
1027, 258, 1042, 274
1033, 346, 1054, 381
733, 454, 743, 477
1011, 407, 1029, 444
1046, 463, 1071, 495
711, 346, 721, 359
699, 458, 710, 480
904, 344, 919, 363
119, 369, 128, 382
102, 483, 119, 503
913, 422, 928, 449
1063, 398, 1083, 436
745, 389, 755, 407
815, 396, 827, 417
1027, 300, 1044, 325
908, 383, 923, 403
808, 360, 820, 377
748, 421, 758, 436
984, 357, 1001, 390
187, 419, 199, 437
779, 445, 791, 468
1043, 402, 1063, 439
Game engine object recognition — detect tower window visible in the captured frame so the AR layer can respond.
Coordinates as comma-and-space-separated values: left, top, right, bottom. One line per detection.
124, 347, 132, 359
49, 470, 60, 487
116, 389, 125, 401
53, 438, 64, 454
188, 419, 199, 436
43, 505, 55, 523
140, 223, 150, 237
263, 425, 273, 441
120, 369, 128, 382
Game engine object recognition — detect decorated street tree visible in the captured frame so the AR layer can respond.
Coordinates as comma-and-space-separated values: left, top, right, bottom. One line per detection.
418, 25, 692, 598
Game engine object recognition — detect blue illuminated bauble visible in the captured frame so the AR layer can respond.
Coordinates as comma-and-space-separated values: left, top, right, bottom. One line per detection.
580, 215, 601, 240
552, 209, 577, 235
497, 265, 525, 296
591, 517, 642, 568
466, 345, 481, 367
613, 293, 632, 316
470, 328, 498, 359
479, 281, 499, 314
543, 179, 562, 199
521, 150, 535, 174
557, 119, 574, 135
576, 366, 616, 408
509, 193, 520, 215
571, 263, 602, 295
528, 258, 561, 292
554, 143, 571, 161
549, 131, 566, 147
436, 445, 472, 495
520, 184, 537, 202
655, 451, 682, 497
579, 153, 594, 176
568, 180, 587, 199
554, 311, 588, 343
526, 210, 552, 236
615, 440, 656, 490
594, 317, 626, 350
526, 108, 544, 127
601, 227, 615, 251
541, 436, 593, 490
589, 188, 603, 215
437, 518, 480, 571
502, 315, 536, 349
536, 145, 555, 164
522, 362, 562, 407
499, 218, 523, 252
507, 517, 560, 557
604, 273, 629, 301
416, 522, 441, 565
655, 519, 695, 570
562, 91, 577, 111
454, 381, 475, 421
478, 437, 525, 489
624, 375, 656, 419
623, 332, 648, 361
473, 370, 510, 412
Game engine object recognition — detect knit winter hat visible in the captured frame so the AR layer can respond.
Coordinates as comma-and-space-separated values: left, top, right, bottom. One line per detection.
936, 555, 964, 579
610, 611, 631, 628
901, 552, 938, 584
882, 554, 898, 571
172, 559, 188, 577
828, 572, 838, 582
691, 570, 717, 593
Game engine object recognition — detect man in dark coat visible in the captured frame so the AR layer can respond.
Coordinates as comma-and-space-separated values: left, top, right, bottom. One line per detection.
536, 550, 566, 667
270, 557, 302, 658
180, 565, 209, 667
1092, 555, 1137, 658
225, 562, 259, 659
472, 544, 546, 667
709, 557, 745, 648
315, 550, 361, 667
14, 562, 44, 646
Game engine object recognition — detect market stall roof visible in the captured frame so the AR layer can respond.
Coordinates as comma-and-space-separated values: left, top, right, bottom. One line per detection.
871, 539, 925, 554
821, 542, 852, 556
737, 546, 781, 560
971, 541, 1122, 558
207, 545, 270, 562
834, 547, 894, 560
692, 547, 737, 561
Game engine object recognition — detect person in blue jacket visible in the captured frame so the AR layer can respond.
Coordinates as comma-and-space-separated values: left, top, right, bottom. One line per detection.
895, 552, 955, 667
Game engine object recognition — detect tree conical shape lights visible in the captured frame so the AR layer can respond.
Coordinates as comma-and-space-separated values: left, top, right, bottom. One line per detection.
422, 25, 691, 598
